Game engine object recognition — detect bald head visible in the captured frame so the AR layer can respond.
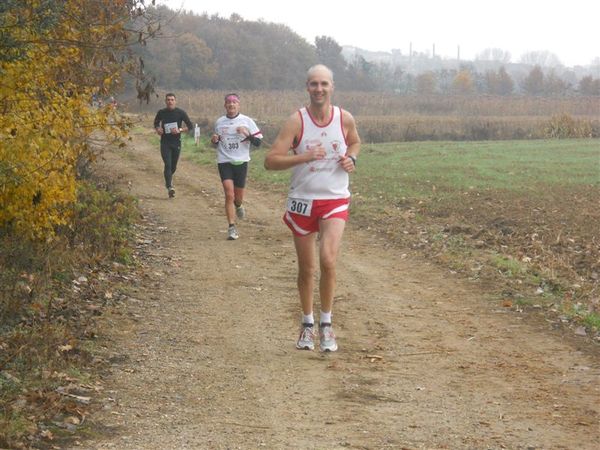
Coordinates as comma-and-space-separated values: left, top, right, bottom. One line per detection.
306, 64, 334, 83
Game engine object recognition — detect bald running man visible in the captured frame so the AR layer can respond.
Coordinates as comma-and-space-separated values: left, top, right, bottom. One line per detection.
264, 65, 361, 352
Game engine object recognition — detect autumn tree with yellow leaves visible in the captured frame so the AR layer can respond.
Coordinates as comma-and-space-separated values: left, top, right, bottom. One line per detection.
0, 0, 158, 239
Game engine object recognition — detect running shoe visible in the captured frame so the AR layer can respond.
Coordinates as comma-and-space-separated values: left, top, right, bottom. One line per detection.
296, 323, 315, 350
319, 323, 338, 352
235, 205, 246, 220
227, 224, 239, 240
168, 186, 175, 198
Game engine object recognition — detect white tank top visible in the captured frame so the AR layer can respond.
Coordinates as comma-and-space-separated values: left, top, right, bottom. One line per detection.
289, 106, 349, 200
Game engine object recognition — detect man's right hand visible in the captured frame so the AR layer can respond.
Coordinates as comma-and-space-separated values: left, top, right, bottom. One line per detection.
210, 134, 220, 144
156, 127, 163, 136
306, 145, 327, 162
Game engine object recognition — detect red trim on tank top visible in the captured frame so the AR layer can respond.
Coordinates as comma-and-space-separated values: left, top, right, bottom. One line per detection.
305, 105, 334, 128
339, 107, 348, 145
291, 109, 304, 151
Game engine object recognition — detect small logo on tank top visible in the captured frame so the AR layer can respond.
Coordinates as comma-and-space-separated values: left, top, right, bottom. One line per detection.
331, 140, 341, 153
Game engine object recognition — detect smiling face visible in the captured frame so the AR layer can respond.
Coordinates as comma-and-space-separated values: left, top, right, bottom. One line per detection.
306, 65, 334, 108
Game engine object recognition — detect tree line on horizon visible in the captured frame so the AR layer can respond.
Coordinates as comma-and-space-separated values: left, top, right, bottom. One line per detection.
134, 6, 600, 97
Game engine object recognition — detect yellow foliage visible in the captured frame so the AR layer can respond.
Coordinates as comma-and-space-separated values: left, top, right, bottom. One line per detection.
0, 0, 135, 240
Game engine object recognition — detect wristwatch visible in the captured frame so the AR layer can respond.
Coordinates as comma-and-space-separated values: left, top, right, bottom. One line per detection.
348, 155, 357, 166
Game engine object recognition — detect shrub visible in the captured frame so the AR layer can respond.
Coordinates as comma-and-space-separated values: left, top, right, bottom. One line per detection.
545, 114, 595, 138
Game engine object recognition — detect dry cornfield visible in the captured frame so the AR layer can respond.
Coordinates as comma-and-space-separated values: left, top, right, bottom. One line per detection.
126, 89, 600, 142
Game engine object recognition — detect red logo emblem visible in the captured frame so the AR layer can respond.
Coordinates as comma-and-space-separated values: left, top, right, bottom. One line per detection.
331, 140, 341, 153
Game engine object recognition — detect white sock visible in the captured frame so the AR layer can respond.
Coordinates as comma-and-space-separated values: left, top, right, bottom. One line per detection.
320, 310, 332, 325
302, 313, 314, 325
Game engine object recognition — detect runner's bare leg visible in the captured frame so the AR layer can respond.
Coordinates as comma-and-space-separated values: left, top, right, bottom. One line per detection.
293, 233, 318, 316
318, 218, 346, 315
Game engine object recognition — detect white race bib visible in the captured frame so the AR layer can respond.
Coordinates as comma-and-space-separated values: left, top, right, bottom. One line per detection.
287, 198, 313, 216
164, 122, 178, 133
223, 133, 242, 151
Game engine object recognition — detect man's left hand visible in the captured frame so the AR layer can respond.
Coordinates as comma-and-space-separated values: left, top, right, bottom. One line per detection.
340, 155, 356, 173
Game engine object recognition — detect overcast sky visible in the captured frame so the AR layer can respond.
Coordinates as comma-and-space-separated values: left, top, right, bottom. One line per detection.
160, 0, 599, 67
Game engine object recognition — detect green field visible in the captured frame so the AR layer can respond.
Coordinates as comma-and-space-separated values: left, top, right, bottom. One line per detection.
355, 139, 599, 193
182, 134, 598, 200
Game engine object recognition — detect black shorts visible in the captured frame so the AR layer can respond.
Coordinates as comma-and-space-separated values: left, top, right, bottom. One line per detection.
218, 162, 248, 188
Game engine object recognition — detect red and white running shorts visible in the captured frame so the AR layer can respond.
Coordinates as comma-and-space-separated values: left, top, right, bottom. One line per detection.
283, 197, 350, 236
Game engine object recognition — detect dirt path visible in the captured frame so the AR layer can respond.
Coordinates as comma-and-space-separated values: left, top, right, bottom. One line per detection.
80, 131, 599, 449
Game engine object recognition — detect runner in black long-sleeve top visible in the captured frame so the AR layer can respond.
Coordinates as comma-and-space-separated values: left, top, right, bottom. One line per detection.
153, 93, 193, 198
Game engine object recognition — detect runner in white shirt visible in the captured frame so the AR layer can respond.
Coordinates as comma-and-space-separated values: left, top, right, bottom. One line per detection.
210, 93, 263, 240
264, 65, 361, 352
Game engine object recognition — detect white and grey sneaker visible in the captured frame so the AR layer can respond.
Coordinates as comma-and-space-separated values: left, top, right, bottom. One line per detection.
168, 186, 175, 198
227, 224, 239, 240
296, 324, 315, 350
235, 205, 246, 220
319, 323, 338, 352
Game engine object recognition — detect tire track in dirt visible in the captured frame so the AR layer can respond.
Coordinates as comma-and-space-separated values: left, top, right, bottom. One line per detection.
79, 130, 599, 449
